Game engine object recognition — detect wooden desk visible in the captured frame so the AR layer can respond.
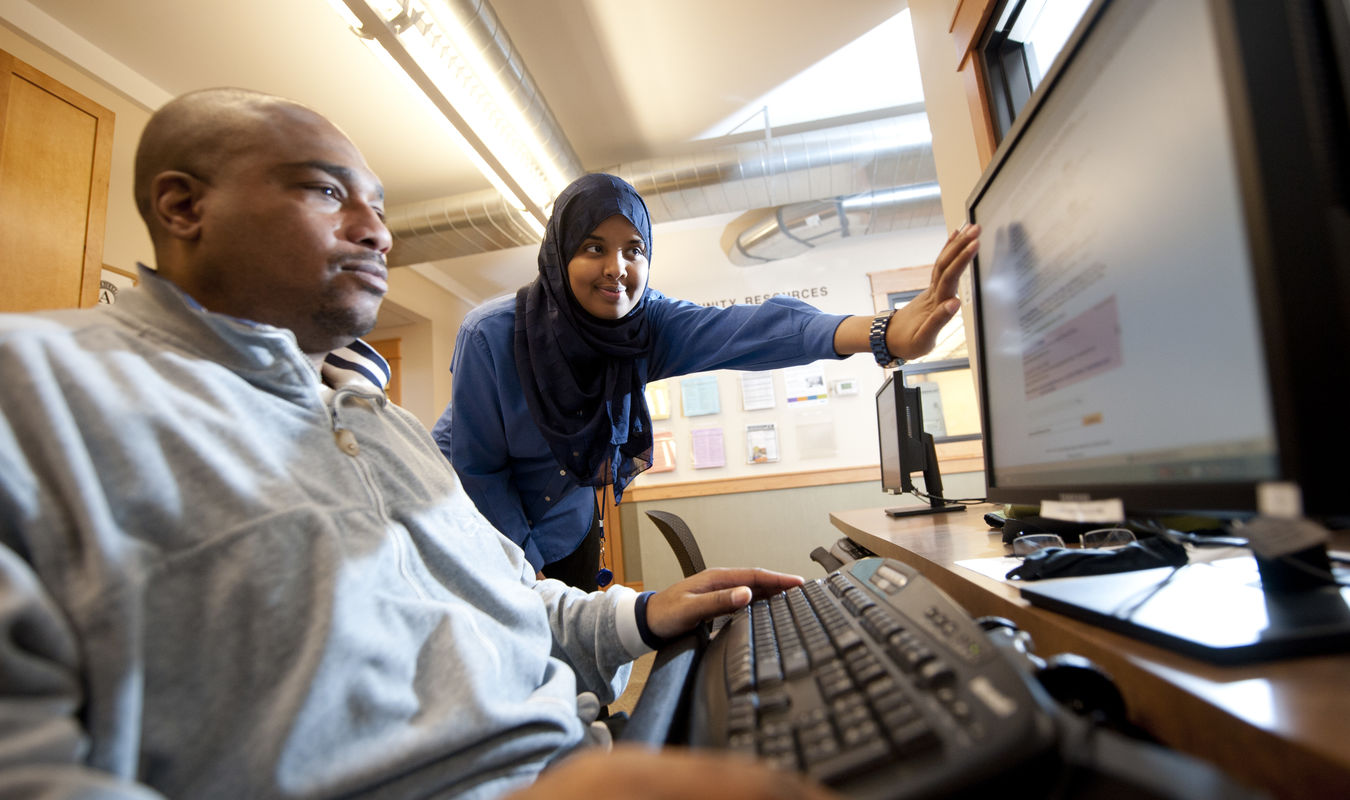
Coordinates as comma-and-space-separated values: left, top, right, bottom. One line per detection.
829, 505, 1350, 800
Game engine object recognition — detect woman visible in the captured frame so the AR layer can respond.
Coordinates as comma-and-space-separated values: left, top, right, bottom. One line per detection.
433, 173, 978, 590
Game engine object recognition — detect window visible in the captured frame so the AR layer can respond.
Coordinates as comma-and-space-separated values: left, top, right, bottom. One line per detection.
979, 0, 1092, 142
886, 289, 981, 445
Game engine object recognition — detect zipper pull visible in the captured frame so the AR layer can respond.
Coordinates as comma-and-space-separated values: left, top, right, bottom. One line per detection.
335, 427, 360, 456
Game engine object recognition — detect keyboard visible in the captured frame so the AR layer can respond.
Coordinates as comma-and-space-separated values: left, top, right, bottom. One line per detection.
686, 557, 1059, 799
832, 536, 877, 563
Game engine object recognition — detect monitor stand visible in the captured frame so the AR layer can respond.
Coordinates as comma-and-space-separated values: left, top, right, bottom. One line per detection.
885, 502, 967, 518
886, 433, 967, 518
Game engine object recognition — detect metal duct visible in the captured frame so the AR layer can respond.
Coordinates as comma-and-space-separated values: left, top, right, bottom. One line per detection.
381, 0, 582, 266
388, 114, 941, 266
611, 116, 937, 224
387, 188, 540, 266
378, 1, 940, 267
444, 0, 585, 184
725, 182, 944, 265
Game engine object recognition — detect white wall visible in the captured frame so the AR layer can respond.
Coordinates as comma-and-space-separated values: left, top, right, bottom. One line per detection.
910, 0, 988, 231
368, 268, 473, 429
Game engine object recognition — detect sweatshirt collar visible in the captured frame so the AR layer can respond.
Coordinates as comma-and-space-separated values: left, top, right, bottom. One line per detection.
133, 264, 390, 394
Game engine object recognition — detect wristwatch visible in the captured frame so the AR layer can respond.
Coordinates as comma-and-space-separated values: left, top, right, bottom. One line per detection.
868, 310, 902, 368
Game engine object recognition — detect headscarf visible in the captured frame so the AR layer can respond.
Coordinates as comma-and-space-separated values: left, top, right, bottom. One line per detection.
514, 173, 654, 498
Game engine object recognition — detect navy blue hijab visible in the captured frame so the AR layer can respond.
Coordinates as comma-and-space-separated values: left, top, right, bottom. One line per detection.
514, 174, 654, 498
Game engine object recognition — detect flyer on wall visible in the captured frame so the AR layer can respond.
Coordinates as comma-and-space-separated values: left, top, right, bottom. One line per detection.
745, 423, 779, 464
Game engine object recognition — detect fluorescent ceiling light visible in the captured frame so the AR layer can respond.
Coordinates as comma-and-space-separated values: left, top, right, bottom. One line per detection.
331, 0, 574, 230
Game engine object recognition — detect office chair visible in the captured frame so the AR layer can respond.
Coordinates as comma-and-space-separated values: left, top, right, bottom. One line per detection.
644, 509, 706, 578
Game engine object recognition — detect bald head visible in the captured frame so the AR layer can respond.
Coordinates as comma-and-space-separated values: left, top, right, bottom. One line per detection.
134, 88, 327, 238
132, 88, 391, 361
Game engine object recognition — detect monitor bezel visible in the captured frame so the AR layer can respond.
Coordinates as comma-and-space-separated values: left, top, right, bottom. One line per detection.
964, 0, 1350, 518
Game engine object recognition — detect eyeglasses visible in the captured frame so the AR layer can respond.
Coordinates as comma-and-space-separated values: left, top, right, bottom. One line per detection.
1012, 533, 1066, 557
1081, 528, 1137, 550
1010, 528, 1138, 558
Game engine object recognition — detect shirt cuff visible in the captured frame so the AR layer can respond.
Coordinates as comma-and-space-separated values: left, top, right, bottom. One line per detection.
613, 588, 650, 656
633, 591, 675, 652
813, 312, 853, 359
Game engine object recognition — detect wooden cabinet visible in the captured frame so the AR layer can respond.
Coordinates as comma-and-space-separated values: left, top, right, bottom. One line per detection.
0, 49, 115, 312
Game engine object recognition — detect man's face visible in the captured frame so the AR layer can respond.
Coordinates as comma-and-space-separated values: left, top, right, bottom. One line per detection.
190, 107, 391, 356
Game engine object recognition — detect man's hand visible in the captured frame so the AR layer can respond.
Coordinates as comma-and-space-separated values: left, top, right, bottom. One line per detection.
509, 745, 842, 800
886, 223, 980, 361
644, 567, 802, 640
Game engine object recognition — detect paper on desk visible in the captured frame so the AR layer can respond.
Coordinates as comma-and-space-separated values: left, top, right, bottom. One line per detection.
954, 556, 1024, 583
955, 545, 1253, 584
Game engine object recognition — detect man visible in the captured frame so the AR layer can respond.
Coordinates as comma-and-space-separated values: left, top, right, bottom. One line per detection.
0, 88, 831, 799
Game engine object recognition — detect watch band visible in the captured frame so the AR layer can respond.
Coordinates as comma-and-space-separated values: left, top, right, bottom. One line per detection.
869, 310, 902, 368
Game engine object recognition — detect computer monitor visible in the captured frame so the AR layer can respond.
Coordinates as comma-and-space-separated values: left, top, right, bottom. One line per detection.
876, 372, 965, 517
967, 0, 1350, 522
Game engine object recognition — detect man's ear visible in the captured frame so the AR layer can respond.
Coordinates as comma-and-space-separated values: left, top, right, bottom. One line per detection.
151, 171, 208, 240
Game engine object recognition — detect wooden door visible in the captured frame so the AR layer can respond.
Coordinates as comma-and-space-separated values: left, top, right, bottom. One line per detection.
0, 49, 114, 312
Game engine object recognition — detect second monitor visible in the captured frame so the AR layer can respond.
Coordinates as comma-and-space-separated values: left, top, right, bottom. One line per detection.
876, 372, 966, 518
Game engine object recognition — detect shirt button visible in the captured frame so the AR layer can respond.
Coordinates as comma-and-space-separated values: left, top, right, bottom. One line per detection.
572, 451, 580, 457
545, 496, 551, 502
559, 469, 566, 476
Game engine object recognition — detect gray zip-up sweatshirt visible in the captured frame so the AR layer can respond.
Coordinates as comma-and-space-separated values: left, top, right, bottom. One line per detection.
0, 270, 643, 799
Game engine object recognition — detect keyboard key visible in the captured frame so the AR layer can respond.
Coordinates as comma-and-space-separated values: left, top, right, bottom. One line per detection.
755, 657, 783, 687
800, 735, 842, 766
780, 647, 811, 679
880, 703, 922, 732
864, 676, 908, 711
839, 717, 881, 749
828, 623, 864, 653
848, 656, 888, 688
758, 687, 792, 713
917, 659, 956, 689
830, 691, 869, 718
728, 732, 757, 756
817, 670, 856, 702
808, 737, 892, 785
889, 719, 942, 758
727, 662, 754, 695
835, 706, 874, 734
841, 587, 876, 615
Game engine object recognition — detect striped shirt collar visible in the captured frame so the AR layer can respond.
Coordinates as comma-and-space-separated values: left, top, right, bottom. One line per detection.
322, 340, 391, 394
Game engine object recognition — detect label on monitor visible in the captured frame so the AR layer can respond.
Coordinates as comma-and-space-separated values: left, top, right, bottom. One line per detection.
1040, 498, 1126, 524
1256, 482, 1303, 519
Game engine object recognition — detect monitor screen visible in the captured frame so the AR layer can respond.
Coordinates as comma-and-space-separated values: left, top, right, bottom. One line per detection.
967, 0, 1350, 518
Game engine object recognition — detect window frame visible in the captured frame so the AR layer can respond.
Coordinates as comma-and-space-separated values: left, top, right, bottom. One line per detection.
950, 0, 1088, 164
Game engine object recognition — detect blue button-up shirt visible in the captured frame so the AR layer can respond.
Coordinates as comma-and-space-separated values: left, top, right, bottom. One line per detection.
432, 288, 849, 570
